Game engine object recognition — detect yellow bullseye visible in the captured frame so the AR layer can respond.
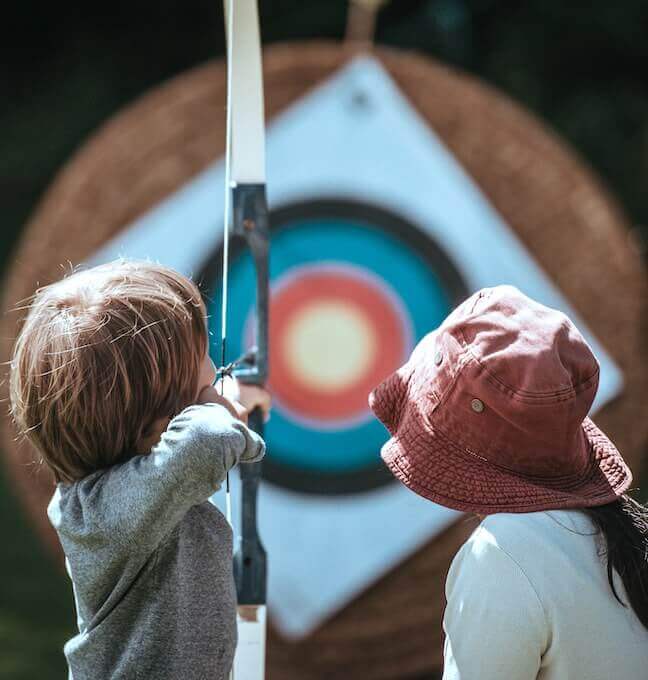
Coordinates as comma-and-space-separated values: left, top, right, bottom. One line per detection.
283, 300, 377, 393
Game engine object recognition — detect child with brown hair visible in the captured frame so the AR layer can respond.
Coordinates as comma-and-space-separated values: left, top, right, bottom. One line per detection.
9, 259, 271, 680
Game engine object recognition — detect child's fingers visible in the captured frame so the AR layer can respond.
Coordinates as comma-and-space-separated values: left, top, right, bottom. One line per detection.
254, 387, 272, 417
231, 400, 248, 425
197, 385, 241, 421
238, 385, 272, 420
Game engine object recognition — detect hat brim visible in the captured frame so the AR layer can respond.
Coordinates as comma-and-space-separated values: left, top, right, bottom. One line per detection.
381, 416, 632, 515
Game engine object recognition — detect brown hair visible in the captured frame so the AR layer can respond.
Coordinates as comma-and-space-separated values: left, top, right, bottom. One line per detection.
9, 259, 208, 483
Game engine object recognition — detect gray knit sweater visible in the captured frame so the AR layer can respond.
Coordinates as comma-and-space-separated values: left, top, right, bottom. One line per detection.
47, 403, 265, 680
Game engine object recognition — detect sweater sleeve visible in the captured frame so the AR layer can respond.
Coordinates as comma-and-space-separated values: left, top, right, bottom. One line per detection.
52, 403, 265, 554
442, 525, 548, 680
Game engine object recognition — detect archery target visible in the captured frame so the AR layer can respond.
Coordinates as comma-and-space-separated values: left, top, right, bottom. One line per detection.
200, 200, 467, 494
78, 55, 625, 639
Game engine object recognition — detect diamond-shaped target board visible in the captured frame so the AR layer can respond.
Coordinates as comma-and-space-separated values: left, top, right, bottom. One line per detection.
88, 54, 627, 637
2, 44, 646, 679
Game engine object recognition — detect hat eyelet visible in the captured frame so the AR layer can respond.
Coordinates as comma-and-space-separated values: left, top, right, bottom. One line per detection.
471, 398, 485, 413
434, 350, 443, 366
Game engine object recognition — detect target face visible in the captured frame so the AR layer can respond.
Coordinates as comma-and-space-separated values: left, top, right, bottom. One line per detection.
80, 56, 624, 638
201, 200, 467, 494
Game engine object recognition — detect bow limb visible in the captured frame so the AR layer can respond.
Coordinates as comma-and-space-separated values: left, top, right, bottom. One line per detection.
223, 1, 269, 679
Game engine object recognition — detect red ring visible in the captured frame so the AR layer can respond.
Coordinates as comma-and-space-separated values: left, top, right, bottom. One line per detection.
268, 267, 408, 422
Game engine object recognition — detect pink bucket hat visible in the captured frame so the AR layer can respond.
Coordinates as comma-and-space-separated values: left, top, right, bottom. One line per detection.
369, 285, 632, 515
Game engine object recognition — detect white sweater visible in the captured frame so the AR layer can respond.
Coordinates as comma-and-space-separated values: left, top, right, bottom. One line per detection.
442, 510, 648, 680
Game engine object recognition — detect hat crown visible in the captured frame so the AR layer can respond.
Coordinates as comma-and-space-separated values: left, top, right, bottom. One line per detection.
431, 286, 600, 478
456, 286, 599, 405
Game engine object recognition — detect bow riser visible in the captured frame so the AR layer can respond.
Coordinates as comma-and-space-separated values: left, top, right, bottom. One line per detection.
232, 181, 269, 608
231, 183, 269, 387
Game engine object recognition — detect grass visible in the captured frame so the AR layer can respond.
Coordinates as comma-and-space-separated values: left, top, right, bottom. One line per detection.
0, 461, 73, 679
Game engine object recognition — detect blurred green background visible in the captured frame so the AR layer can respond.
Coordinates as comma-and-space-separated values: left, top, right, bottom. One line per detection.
1, 1, 647, 677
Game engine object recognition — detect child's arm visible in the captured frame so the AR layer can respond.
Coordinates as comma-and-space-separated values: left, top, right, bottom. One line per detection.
64, 401, 264, 554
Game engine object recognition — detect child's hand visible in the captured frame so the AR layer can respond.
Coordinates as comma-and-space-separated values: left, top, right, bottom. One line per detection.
237, 384, 272, 423
197, 385, 248, 423
197, 383, 272, 425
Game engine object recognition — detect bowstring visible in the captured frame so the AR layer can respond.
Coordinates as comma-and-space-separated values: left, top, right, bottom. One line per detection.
222, 0, 234, 530
223, 5, 240, 680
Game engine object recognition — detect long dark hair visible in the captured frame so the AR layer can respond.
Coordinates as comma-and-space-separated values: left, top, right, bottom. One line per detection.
583, 494, 648, 629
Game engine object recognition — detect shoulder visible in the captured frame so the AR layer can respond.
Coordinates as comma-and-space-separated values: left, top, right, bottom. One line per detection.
47, 472, 106, 529
447, 513, 551, 591
449, 510, 594, 584
448, 514, 540, 585
448, 509, 597, 605
454, 512, 550, 564
478, 509, 595, 558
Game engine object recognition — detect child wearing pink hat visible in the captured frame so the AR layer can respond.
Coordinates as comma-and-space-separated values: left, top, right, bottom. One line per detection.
370, 285, 648, 680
